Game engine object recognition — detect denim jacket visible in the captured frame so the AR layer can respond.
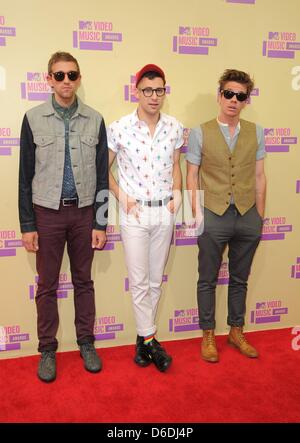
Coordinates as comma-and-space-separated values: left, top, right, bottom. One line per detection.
19, 95, 108, 232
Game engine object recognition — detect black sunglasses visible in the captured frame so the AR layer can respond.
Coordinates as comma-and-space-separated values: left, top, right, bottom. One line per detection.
221, 89, 248, 102
51, 71, 80, 82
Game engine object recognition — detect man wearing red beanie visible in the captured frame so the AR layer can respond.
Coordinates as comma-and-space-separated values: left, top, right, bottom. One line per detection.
108, 64, 183, 372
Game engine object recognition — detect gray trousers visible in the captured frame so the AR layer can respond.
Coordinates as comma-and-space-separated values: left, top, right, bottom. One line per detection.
197, 205, 263, 330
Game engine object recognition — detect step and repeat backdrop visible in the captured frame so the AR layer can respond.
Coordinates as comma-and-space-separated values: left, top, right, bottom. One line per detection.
1, 0, 300, 358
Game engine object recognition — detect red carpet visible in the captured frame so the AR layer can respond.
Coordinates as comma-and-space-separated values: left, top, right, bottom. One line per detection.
0, 327, 299, 423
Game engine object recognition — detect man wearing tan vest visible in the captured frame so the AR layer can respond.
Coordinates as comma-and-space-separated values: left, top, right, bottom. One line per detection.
186, 69, 266, 362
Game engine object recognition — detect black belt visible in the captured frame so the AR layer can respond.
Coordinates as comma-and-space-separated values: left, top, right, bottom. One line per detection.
136, 195, 173, 207
61, 197, 78, 207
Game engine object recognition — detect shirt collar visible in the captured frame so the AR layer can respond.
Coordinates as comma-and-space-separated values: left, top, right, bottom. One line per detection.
130, 109, 168, 127
42, 94, 88, 117
216, 117, 241, 131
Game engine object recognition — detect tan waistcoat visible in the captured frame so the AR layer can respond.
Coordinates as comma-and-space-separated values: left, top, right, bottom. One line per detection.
200, 119, 258, 216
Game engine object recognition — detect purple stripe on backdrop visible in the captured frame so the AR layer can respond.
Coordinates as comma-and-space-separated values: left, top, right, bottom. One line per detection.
94, 333, 115, 340
58, 283, 73, 290
29, 285, 35, 300
250, 311, 255, 323
297, 257, 300, 264
79, 41, 113, 51
286, 42, 300, 50
273, 308, 288, 315
169, 319, 173, 332
21, 82, 26, 99
130, 75, 136, 84
102, 32, 122, 42
199, 38, 218, 46
217, 278, 229, 285
178, 46, 209, 55
0, 147, 11, 155
281, 137, 297, 144
125, 278, 129, 291
73, 31, 78, 48
57, 291, 68, 298
130, 95, 138, 103
261, 233, 285, 240
107, 234, 122, 242
277, 225, 292, 233
265, 145, 289, 152
0, 249, 16, 257
291, 265, 295, 278
101, 242, 114, 251
27, 92, 50, 101
106, 324, 124, 332
262, 41, 267, 56
0, 37, 6, 46
175, 238, 197, 246
255, 316, 281, 324
295, 272, 300, 279
0, 27, 16, 36
0, 343, 21, 351
9, 334, 29, 342
0, 138, 20, 146
267, 50, 294, 59
174, 324, 200, 332
173, 36, 177, 52
124, 85, 129, 101
5, 240, 23, 247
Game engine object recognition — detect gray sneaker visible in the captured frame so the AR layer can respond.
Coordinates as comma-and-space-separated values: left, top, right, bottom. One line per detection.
79, 343, 102, 373
38, 351, 56, 382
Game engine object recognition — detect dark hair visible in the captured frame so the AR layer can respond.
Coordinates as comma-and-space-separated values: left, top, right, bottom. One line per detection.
219, 69, 254, 96
140, 71, 166, 85
48, 51, 80, 74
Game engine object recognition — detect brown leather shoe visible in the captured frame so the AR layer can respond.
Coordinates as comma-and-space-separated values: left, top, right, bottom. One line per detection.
228, 326, 258, 358
201, 329, 219, 362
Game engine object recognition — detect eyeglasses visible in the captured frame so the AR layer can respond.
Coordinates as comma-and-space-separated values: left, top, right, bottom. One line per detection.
50, 71, 80, 82
139, 87, 166, 97
221, 89, 248, 102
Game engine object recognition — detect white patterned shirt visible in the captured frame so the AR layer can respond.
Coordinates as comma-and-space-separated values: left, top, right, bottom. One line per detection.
108, 110, 184, 201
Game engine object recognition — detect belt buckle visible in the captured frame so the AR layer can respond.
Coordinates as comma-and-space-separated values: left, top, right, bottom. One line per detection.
62, 198, 77, 207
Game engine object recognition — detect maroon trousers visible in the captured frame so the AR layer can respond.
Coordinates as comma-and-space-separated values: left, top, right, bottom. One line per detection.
34, 204, 95, 352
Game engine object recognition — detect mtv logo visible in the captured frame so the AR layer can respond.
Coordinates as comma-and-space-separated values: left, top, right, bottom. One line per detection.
179, 26, 190, 35
0, 66, 5, 90
264, 128, 274, 136
174, 309, 185, 317
269, 32, 279, 40
27, 72, 41, 81
79, 20, 92, 30
256, 302, 266, 309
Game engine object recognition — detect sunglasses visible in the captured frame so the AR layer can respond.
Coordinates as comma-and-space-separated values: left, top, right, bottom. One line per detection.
50, 71, 80, 82
221, 89, 248, 102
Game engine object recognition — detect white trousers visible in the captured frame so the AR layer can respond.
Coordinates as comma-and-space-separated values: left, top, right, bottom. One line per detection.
120, 205, 174, 337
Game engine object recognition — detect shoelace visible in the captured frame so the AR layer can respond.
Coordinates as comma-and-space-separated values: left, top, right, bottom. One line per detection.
204, 332, 216, 346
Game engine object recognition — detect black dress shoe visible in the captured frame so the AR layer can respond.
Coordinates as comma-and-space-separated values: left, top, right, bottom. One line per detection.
80, 343, 102, 373
146, 338, 172, 372
134, 335, 152, 367
37, 351, 56, 382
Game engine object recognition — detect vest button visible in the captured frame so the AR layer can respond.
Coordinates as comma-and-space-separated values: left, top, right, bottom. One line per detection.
228, 192, 231, 195
232, 174, 235, 177
226, 201, 229, 204
232, 183, 235, 186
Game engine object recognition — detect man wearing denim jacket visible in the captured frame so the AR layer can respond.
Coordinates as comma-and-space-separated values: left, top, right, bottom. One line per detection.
18, 52, 108, 382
